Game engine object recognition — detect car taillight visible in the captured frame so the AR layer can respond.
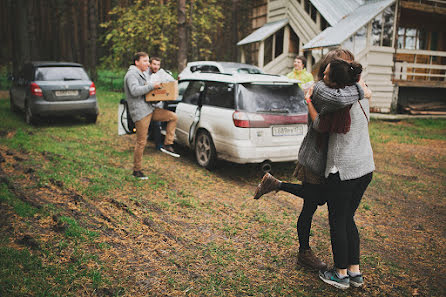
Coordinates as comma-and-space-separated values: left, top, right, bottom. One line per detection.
233, 111, 265, 128
30, 83, 43, 97
233, 111, 307, 128
89, 82, 96, 96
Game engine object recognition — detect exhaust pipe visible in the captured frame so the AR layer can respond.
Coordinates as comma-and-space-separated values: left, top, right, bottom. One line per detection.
260, 161, 272, 173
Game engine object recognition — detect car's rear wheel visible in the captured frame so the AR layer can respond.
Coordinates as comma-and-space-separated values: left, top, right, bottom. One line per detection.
25, 101, 37, 125
195, 130, 217, 170
86, 114, 98, 124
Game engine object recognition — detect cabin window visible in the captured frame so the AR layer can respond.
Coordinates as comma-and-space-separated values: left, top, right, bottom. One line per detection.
289, 29, 300, 53
371, 4, 395, 47
304, 0, 317, 22
264, 35, 273, 65
320, 16, 329, 31
355, 26, 367, 54
342, 25, 367, 55
398, 28, 420, 50
275, 28, 284, 58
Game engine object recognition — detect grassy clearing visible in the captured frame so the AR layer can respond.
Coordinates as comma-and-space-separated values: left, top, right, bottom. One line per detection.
369, 118, 446, 144
0, 88, 445, 296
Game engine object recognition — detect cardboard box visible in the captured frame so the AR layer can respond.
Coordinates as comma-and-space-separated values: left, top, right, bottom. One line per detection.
145, 81, 178, 101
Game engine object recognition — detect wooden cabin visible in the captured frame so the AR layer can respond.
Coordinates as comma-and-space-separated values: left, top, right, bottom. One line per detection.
237, 0, 446, 114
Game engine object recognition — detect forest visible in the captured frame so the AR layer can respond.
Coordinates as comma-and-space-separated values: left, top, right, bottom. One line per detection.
1, 0, 259, 80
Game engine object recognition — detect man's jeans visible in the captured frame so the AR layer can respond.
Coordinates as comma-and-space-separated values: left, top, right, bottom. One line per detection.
133, 109, 177, 171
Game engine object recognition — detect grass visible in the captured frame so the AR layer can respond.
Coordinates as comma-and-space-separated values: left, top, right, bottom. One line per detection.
369, 118, 446, 144
0, 183, 39, 217
0, 86, 445, 296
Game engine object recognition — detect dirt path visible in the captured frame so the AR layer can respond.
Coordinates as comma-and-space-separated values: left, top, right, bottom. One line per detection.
1, 124, 445, 296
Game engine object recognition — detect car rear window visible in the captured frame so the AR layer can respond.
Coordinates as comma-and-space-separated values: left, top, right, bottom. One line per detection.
35, 66, 90, 81
226, 67, 262, 74
237, 83, 306, 114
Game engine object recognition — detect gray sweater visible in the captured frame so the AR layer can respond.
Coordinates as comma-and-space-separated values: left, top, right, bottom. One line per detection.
124, 65, 155, 122
318, 99, 375, 180
297, 81, 364, 177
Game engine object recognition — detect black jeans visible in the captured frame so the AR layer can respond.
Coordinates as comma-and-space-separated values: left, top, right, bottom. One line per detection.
326, 172, 373, 269
280, 182, 326, 252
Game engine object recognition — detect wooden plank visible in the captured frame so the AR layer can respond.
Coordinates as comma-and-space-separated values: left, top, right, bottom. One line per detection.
400, 1, 446, 15
396, 49, 446, 57
394, 63, 446, 70
408, 103, 446, 111
409, 110, 446, 115
393, 79, 446, 88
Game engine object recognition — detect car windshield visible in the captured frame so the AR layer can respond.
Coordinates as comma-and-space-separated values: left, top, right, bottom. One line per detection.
237, 83, 306, 114
35, 66, 90, 81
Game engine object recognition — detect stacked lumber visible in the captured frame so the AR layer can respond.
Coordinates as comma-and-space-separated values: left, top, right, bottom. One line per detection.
403, 101, 446, 115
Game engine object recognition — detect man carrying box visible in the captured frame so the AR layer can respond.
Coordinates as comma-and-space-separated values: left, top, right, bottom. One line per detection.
124, 52, 179, 180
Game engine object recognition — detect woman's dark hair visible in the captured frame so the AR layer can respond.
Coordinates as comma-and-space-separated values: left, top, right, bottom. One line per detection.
132, 52, 148, 65
295, 55, 307, 67
327, 59, 362, 88
317, 48, 355, 81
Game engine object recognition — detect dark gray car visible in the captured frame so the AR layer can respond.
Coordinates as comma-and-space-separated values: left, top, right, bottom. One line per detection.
9, 62, 99, 124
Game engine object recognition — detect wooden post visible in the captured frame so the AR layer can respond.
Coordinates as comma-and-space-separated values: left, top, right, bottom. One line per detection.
240, 47, 246, 63
306, 51, 313, 72
284, 25, 290, 54
259, 41, 265, 68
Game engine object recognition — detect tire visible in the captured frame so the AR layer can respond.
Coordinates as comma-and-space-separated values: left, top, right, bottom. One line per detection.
25, 101, 37, 125
9, 92, 18, 113
195, 130, 217, 170
86, 114, 98, 124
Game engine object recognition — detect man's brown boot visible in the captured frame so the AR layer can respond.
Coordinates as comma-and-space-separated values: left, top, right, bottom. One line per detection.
298, 248, 327, 270
253, 173, 281, 199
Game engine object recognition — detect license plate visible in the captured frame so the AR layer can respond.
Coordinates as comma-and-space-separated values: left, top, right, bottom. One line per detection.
272, 125, 303, 136
55, 90, 79, 96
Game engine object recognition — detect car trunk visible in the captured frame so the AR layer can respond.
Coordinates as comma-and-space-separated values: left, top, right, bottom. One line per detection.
36, 80, 91, 101
33, 66, 92, 101
235, 82, 308, 146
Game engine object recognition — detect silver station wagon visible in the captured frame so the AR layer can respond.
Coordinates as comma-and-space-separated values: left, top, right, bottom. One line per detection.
175, 72, 308, 170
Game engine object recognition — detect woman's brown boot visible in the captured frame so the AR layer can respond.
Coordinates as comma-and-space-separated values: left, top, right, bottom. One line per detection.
253, 173, 281, 199
298, 248, 327, 270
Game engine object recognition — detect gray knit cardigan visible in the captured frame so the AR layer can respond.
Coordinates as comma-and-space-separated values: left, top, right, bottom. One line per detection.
124, 65, 155, 122
318, 99, 375, 180
297, 81, 364, 177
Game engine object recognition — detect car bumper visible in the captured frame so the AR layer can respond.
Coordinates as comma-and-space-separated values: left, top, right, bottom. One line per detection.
30, 97, 99, 116
216, 140, 301, 164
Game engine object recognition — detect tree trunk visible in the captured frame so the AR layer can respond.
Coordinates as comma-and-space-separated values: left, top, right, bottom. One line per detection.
88, 0, 98, 80
231, 0, 239, 61
71, 0, 81, 62
81, 0, 89, 67
177, 0, 187, 72
15, 0, 31, 66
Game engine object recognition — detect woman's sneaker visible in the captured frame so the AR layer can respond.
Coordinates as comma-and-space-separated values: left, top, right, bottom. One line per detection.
348, 271, 364, 287
319, 268, 350, 290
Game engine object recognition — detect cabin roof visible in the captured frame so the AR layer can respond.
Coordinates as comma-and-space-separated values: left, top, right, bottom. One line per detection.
237, 19, 288, 46
309, 0, 362, 26
303, 0, 395, 50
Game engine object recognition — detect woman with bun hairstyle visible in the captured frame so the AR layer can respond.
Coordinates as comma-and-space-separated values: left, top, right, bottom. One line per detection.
253, 49, 368, 271
306, 59, 374, 290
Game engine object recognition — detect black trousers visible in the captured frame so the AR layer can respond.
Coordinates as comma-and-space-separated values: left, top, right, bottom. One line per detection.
326, 172, 373, 269
280, 182, 326, 252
